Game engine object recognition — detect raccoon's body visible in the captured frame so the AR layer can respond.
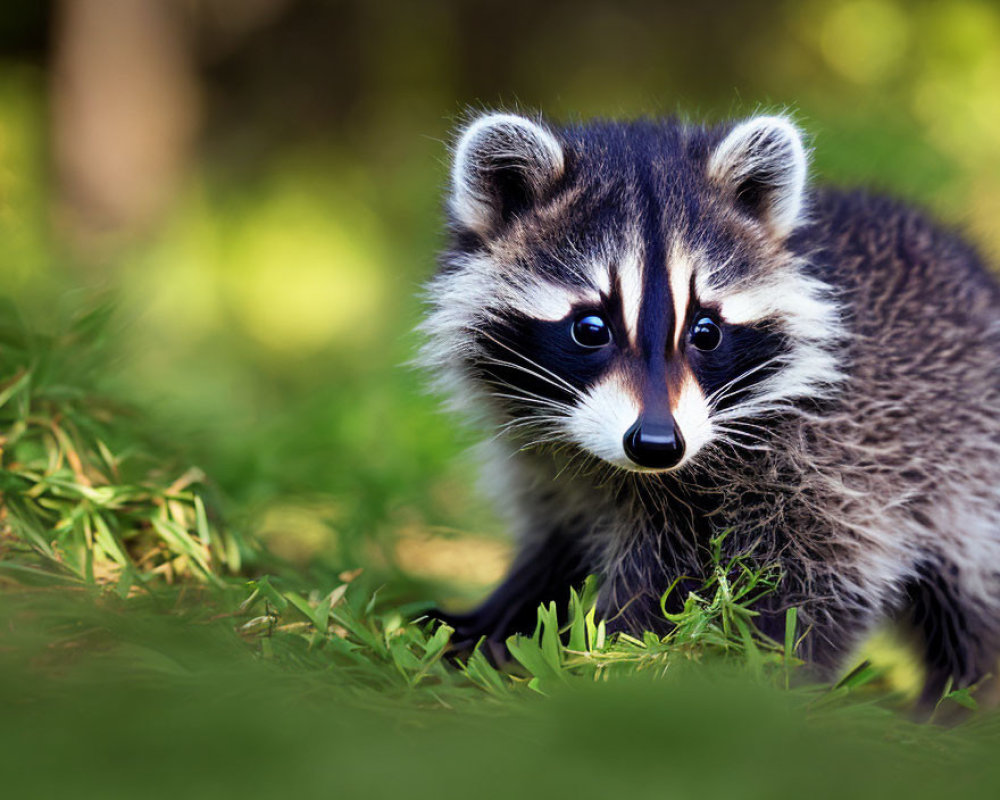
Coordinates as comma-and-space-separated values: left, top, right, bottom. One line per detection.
420, 112, 1000, 702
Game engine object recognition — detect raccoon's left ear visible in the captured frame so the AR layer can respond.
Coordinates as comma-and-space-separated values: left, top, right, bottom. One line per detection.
708, 115, 808, 238
449, 112, 565, 236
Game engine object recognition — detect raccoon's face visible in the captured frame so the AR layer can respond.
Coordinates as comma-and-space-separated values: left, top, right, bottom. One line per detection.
422, 112, 841, 474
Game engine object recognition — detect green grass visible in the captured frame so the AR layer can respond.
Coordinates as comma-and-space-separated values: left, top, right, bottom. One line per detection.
0, 300, 249, 591
2, 300, 1000, 798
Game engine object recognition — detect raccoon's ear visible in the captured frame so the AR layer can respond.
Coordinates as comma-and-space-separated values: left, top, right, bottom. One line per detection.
449, 112, 565, 236
708, 115, 808, 238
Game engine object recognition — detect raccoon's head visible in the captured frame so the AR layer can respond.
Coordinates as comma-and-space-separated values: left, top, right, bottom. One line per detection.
421, 112, 841, 474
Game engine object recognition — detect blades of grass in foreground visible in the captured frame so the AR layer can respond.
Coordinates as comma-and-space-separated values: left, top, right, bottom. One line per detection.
0, 303, 247, 591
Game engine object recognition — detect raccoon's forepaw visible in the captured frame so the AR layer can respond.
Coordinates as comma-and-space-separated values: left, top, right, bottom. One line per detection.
421, 607, 513, 667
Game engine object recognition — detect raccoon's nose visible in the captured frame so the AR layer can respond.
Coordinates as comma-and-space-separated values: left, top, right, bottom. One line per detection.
623, 418, 685, 470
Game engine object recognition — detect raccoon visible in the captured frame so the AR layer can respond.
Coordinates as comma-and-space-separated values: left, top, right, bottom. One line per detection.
419, 111, 1000, 703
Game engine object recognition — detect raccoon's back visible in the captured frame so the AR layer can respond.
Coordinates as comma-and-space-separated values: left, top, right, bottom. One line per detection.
795, 188, 1000, 497
802, 189, 1000, 331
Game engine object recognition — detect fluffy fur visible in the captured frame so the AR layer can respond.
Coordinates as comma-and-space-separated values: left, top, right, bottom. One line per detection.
419, 111, 1000, 703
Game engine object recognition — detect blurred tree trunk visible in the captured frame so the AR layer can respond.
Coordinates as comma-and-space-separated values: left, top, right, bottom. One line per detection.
51, 0, 199, 255
50, 0, 291, 259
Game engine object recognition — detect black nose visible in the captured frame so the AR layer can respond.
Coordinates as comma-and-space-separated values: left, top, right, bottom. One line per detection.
623, 418, 685, 470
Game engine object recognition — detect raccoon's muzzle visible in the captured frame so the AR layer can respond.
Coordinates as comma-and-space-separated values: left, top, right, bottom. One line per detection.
623, 417, 685, 470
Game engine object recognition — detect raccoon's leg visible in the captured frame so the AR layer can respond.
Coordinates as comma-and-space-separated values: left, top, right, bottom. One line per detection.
903, 559, 1000, 709
769, 570, 883, 682
428, 529, 592, 660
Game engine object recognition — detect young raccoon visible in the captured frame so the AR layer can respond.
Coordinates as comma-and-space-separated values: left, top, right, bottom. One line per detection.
419, 111, 1000, 702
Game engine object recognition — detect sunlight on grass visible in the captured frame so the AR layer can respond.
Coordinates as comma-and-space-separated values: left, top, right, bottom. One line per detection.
859, 629, 924, 701
393, 527, 511, 588
253, 498, 339, 565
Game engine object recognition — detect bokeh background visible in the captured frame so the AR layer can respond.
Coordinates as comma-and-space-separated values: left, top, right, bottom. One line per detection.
2, 0, 999, 603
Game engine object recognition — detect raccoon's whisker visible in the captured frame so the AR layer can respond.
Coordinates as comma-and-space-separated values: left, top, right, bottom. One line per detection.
705, 356, 785, 408
493, 416, 567, 441
494, 414, 569, 437
485, 381, 576, 407
497, 417, 562, 431
515, 433, 565, 452
711, 419, 774, 439
710, 404, 796, 428
552, 449, 584, 482
705, 428, 775, 455
711, 356, 789, 400
719, 426, 770, 450
488, 390, 575, 414
711, 437, 773, 453
475, 330, 581, 396
497, 415, 567, 434
547, 442, 607, 485
476, 354, 579, 397
716, 427, 773, 449
710, 394, 802, 420
477, 355, 583, 402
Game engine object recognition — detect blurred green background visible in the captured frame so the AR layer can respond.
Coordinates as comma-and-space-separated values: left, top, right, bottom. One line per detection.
2, 0, 1000, 601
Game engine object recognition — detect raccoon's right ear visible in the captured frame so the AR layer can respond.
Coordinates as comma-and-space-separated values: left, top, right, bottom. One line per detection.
449, 113, 565, 236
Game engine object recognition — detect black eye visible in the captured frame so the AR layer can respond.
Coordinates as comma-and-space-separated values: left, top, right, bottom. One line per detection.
690, 316, 722, 351
571, 314, 612, 349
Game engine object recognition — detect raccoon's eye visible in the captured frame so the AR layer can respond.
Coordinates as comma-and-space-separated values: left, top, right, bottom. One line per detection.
689, 316, 722, 351
571, 314, 612, 349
